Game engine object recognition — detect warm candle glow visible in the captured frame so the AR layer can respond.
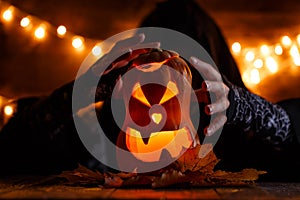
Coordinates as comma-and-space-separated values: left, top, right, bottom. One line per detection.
34, 26, 46, 39
2, 8, 13, 22
253, 59, 263, 68
126, 127, 192, 162
72, 36, 84, 49
245, 51, 255, 62
57, 25, 67, 37
231, 42, 241, 53
132, 82, 151, 107
20, 17, 30, 28
159, 81, 179, 105
265, 57, 278, 73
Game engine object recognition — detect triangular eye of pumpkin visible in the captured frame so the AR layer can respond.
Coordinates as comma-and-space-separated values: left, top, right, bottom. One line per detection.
132, 82, 151, 107
132, 81, 178, 106
159, 81, 178, 105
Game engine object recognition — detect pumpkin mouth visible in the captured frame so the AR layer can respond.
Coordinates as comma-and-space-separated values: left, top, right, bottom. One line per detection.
125, 127, 193, 162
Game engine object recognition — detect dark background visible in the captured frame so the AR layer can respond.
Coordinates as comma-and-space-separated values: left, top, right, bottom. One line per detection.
0, 0, 300, 102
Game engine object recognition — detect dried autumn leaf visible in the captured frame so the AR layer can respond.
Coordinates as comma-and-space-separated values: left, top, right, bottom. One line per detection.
210, 169, 267, 182
151, 169, 187, 188
59, 164, 104, 186
174, 144, 219, 173
122, 175, 153, 187
104, 174, 124, 188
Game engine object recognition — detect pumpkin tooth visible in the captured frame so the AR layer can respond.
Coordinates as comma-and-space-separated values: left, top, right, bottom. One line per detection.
141, 137, 150, 145
172, 170, 177, 175
178, 171, 183, 176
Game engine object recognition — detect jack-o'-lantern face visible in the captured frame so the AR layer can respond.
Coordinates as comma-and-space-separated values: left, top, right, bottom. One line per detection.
116, 49, 197, 164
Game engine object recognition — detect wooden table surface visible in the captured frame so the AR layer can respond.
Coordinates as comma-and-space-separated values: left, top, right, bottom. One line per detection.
0, 177, 300, 199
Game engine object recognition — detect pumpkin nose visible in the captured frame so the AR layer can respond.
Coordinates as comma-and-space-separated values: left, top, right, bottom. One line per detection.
151, 113, 162, 124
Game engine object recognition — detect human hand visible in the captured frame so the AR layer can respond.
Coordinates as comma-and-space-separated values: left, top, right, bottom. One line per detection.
189, 57, 230, 136
91, 33, 160, 76
75, 34, 160, 116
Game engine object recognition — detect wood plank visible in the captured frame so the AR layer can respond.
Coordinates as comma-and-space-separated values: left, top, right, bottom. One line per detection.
258, 182, 300, 198
110, 188, 220, 199
0, 186, 115, 199
215, 186, 277, 200
1, 179, 300, 199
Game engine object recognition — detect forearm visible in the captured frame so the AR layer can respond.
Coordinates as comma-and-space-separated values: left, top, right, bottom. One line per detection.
226, 84, 293, 145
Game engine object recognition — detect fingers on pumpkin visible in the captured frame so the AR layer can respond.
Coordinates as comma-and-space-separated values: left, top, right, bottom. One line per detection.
205, 97, 229, 115
113, 33, 146, 51
194, 88, 210, 103
93, 33, 160, 75
202, 81, 229, 96
189, 57, 222, 81
133, 49, 174, 65
204, 114, 227, 136
202, 80, 230, 114
114, 33, 160, 55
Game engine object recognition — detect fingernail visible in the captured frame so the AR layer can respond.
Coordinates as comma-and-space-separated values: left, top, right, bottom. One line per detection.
138, 33, 145, 38
204, 127, 212, 136
205, 105, 213, 115
137, 33, 145, 42
190, 56, 197, 64
156, 42, 161, 48
202, 81, 209, 90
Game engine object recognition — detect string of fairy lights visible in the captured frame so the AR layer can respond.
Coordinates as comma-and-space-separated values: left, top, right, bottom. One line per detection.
2, 2, 300, 85
0, 1, 300, 121
0, 2, 102, 122
0, 2, 103, 56
0, 2, 107, 120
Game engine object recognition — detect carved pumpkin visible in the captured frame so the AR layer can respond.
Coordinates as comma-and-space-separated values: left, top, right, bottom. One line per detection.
115, 49, 198, 170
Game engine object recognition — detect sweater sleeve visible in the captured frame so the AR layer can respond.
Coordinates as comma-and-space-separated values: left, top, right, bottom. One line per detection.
226, 84, 293, 145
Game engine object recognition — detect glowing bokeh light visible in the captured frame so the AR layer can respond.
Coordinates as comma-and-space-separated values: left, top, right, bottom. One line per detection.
20, 17, 30, 28
281, 35, 292, 47
242, 71, 250, 85
72, 37, 84, 49
231, 42, 241, 53
250, 69, 260, 84
34, 26, 46, 39
274, 44, 283, 55
253, 58, 263, 69
290, 44, 300, 58
4, 105, 14, 116
260, 44, 269, 55
293, 57, 300, 66
92, 45, 102, 56
57, 25, 67, 36
297, 34, 300, 46
265, 57, 278, 73
2, 8, 13, 22
245, 51, 255, 62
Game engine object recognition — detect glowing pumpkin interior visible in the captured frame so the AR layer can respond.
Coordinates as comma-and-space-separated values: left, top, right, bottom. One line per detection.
117, 49, 196, 163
